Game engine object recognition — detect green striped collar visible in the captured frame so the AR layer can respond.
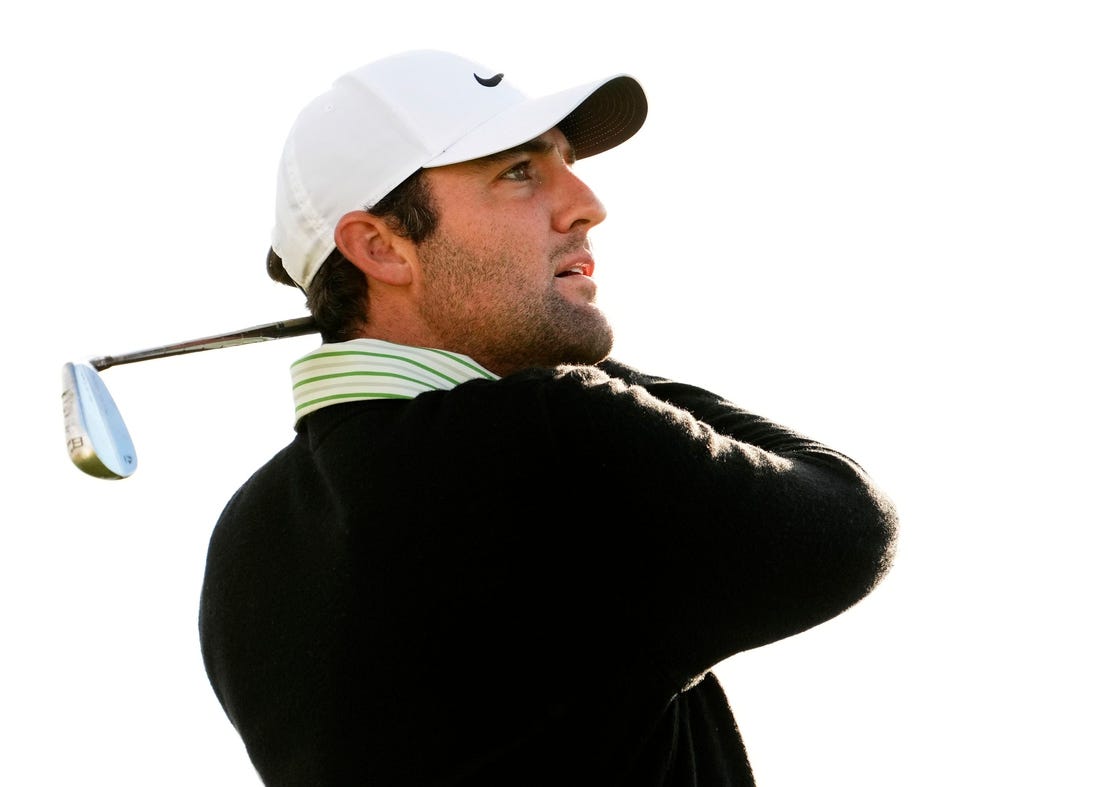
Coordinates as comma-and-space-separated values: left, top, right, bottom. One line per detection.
291, 339, 499, 422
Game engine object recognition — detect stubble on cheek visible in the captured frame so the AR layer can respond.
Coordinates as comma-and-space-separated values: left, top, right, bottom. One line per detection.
417, 234, 614, 373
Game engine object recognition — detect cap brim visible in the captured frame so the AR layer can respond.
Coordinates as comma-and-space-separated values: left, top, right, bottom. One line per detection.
425, 75, 646, 167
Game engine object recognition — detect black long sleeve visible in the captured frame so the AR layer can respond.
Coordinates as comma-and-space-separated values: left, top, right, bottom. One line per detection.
200, 361, 897, 786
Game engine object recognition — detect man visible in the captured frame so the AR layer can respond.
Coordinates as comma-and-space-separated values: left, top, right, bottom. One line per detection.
199, 50, 897, 786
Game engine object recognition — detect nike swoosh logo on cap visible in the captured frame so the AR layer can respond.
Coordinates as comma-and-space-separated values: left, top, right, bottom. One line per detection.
474, 72, 504, 87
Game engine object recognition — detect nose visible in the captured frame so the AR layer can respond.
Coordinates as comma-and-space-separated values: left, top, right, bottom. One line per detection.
552, 166, 607, 234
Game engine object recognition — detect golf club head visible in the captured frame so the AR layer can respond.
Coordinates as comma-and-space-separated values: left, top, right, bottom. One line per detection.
62, 362, 137, 479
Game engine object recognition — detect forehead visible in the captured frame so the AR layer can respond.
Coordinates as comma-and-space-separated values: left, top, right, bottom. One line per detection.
441, 128, 577, 174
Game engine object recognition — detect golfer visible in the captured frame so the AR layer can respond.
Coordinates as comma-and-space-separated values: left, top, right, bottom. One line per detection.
199, 49, 898, 786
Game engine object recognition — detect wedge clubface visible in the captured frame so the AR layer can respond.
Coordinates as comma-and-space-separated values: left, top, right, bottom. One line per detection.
62, 316, 318, 480
63, 361, 138, 479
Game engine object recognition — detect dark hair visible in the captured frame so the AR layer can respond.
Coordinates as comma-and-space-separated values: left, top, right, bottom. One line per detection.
267, 168, 438, 342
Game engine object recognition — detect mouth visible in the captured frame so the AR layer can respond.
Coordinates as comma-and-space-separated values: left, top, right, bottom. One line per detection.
553, 255, 597, 301
554, 257, 594, 279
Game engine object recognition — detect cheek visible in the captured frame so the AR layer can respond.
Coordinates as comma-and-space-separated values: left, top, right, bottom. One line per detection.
468, 226, 545, 278
430, 207, 551, 293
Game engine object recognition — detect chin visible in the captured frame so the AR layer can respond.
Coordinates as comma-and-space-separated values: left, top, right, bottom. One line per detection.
559, 328, 614, 367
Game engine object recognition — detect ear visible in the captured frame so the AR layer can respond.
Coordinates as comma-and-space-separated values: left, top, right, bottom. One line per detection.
334, 211, 415, 286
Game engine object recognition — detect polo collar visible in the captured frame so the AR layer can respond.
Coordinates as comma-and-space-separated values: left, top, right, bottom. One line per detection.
291, 338, 499, 422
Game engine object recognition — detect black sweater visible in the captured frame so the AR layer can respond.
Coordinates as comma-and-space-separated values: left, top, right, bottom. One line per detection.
199, 359, 897, 785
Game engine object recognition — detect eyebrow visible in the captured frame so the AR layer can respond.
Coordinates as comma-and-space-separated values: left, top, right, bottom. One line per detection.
471, 134, 577, 168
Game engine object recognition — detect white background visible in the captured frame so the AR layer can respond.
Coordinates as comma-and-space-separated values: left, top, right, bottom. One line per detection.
3, 1, 1097, 784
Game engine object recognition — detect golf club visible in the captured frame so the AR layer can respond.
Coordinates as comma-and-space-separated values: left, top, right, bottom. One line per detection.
62, 316, 318, 479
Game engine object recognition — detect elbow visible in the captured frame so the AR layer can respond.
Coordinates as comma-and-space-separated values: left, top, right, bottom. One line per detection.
795, 453, 899, 602
836, 468, 899, 600
859, 481, 899, 594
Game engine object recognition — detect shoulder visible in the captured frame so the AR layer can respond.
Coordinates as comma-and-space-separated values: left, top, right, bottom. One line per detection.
449, 362, 684, 424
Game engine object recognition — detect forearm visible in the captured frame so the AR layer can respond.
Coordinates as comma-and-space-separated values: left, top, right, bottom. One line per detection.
597, 358, 869, 473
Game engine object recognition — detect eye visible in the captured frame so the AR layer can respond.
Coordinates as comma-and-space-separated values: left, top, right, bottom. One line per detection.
499, 160, 534, 181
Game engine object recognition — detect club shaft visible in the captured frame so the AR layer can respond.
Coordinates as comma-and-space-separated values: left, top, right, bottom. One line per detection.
89, 316, 319, 371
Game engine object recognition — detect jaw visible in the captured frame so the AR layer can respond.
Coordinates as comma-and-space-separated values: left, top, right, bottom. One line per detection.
467, 290, 613, 376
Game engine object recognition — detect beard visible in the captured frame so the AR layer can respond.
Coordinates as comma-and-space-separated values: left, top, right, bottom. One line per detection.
415, 232, 614, 376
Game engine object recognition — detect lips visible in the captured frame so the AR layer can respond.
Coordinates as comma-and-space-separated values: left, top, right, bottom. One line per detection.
553, 253, 597, 301
554, 256, 594, 278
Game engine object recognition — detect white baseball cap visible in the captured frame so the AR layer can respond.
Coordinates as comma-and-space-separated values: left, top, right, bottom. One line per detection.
270, 49, 648, 289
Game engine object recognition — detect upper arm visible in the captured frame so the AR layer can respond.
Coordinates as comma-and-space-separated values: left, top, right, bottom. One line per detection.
545, 365, 898, 684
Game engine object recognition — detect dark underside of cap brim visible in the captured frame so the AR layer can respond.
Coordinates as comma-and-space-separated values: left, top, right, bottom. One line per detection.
560, 76, 648, 160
